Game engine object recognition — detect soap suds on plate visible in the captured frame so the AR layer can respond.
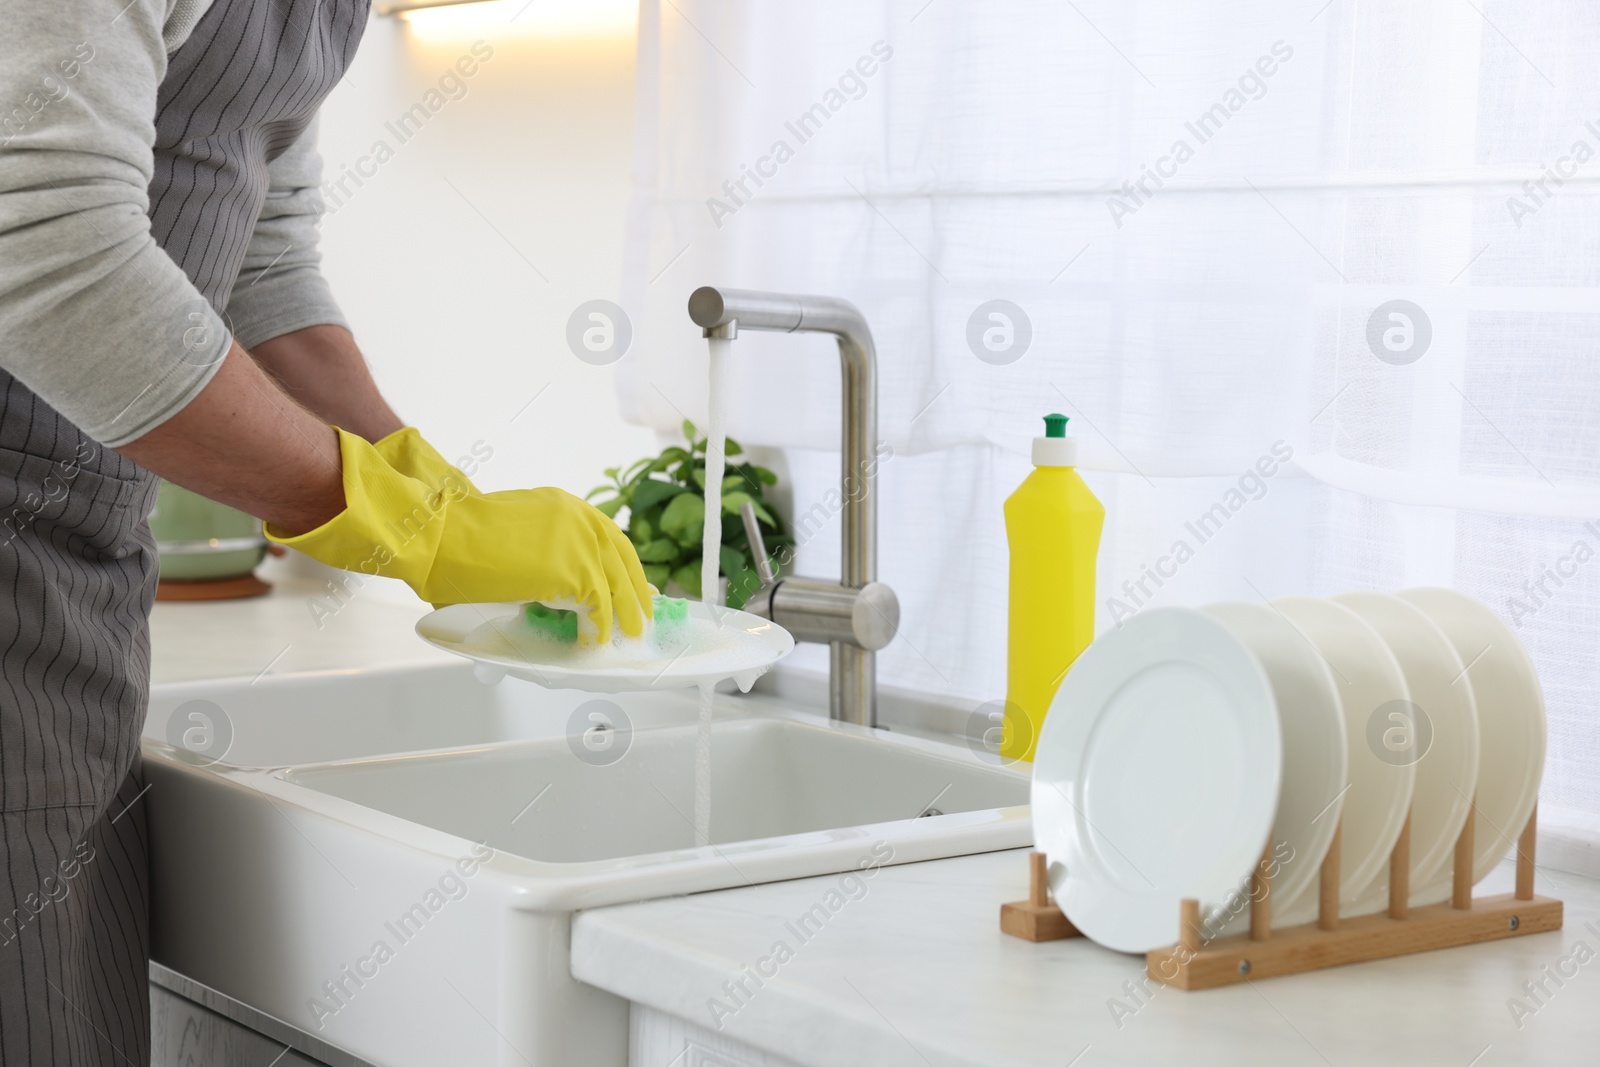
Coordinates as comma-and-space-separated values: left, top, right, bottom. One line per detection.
461, 610, 745, 672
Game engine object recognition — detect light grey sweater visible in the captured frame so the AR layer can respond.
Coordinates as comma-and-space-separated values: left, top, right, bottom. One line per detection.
0, 0, 348, 447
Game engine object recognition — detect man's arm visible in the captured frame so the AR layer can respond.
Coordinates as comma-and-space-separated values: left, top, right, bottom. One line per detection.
117, 343, 345, 536
251, 324, 403, 443
220, 121, 403, 443
0, 1, 235, 447
1, 5, 353, 537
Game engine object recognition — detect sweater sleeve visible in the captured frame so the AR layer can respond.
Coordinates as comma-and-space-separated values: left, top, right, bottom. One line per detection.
224, 117, 350, 350
0, 0, 234, 449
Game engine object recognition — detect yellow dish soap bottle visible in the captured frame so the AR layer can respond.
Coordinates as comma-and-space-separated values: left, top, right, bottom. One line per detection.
1001, 413, 1104, 762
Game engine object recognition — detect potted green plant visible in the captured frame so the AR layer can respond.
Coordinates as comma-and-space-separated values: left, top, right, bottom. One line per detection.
587, 420, 792, 609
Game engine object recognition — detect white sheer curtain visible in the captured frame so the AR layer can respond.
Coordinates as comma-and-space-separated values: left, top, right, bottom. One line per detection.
619, 0, 1600, 840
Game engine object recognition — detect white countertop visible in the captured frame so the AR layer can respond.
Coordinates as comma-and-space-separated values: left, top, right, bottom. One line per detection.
572, 847, 1600, 1067
150, 554, 450, 684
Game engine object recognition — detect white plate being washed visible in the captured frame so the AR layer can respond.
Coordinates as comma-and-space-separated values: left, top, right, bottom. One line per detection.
1202, 602, 1347, 933
1334, 592, 1480, 911
1271, 597, 1415, 914
1398, 587, 1545, 886
1032, 607, 1282, 954
417, 601, 794, 694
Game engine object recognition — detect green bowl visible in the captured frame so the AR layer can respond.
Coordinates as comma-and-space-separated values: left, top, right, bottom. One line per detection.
149, 481, 266, 582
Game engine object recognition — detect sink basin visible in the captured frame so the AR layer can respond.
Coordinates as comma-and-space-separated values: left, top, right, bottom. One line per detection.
142, 662, 1030, 1067
283, 717, 1020, 865
145, 661, 695, 768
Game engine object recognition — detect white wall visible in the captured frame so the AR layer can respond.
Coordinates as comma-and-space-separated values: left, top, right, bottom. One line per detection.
314, 5, 656, 499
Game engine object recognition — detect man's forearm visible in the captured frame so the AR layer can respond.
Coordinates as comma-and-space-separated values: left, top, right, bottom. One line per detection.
249, 324, 404, 442
116, 343, 345, 535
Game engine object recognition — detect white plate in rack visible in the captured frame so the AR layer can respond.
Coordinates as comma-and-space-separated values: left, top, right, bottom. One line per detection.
1031, 607, 1282, 954
1334, 591, 1480, 911
1202, 601, 1347, 933
1398, 587, 1545, 887
1270, 597, 1415, 914
416, 601, 794, 693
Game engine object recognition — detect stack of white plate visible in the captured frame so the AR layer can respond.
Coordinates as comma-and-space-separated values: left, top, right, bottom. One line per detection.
1030, 588, 1546, 953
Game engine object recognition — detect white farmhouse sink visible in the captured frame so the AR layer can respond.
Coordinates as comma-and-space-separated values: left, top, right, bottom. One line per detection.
141, 662, 1029, 1067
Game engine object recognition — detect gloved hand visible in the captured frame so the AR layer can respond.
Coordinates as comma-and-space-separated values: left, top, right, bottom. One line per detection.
268, 429, 651, 642
373, 426, 479, 495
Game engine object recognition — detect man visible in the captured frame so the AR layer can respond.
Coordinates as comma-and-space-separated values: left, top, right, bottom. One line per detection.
0, 3, 649, 1063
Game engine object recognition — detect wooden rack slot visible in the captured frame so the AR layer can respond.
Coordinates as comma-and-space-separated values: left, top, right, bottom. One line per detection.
1318, 825, 1340, 931
1179, 898, 1201, 953
1250, 843, 1273, 942
1516, 803, 1538, 902
1389, 813, 1411, 921
999, 851, 1080, 942
1453, 800, 1476, 910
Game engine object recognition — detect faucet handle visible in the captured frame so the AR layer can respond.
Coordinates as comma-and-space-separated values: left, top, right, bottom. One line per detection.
737, 499, 898, 651
738, 501, 777, 585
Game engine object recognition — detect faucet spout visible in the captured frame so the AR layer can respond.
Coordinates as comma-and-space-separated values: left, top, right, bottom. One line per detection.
688, 286, 895, 726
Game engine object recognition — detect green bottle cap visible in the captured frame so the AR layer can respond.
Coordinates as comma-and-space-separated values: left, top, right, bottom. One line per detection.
1043, 413, 1069, 439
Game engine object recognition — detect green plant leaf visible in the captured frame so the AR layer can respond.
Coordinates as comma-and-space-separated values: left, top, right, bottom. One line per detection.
635, 503, 665, 533
635, 538, 682, 563
670, 559, 702, 599
728, 464, 764, 489
646, 449, 687, 476
595, 430, 789, 596
724, 564, 759, 610
720, 490, 775, 526
630, 477, 684, 515
658, 492, 705, 547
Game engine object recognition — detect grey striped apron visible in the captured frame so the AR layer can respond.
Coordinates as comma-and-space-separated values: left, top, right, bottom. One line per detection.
0, 2, 366, 1064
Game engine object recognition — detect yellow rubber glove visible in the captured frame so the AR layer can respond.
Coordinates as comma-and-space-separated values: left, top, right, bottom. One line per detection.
373, 427, 479, 495
268, 429, 651, 641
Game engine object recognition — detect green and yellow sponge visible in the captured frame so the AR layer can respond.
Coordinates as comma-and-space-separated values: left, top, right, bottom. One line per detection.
520, 594, 689, 647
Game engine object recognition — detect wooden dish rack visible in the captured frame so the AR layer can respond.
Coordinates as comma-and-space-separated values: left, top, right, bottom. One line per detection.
1001, 803, 1562, 990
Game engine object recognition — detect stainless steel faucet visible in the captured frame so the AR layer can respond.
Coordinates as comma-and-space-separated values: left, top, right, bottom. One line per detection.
687, 286, 899, 727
